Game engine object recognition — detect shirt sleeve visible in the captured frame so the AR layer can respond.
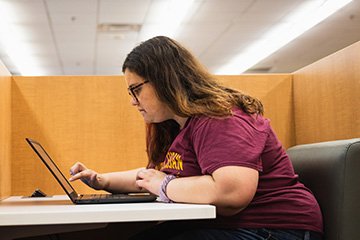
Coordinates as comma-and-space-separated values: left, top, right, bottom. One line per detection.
191, 114, 269, 175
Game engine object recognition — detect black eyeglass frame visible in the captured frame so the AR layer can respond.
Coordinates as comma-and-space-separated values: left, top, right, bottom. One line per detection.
128, 80, 149, 103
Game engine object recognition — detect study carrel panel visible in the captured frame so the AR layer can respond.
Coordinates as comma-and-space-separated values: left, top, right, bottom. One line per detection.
0, 60, 11, 200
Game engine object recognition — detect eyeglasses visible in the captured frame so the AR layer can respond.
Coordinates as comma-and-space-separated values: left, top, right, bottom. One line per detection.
128, 80, 149, 103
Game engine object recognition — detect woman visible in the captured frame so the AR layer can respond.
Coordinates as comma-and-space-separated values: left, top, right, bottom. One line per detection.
70, 36, 323, 240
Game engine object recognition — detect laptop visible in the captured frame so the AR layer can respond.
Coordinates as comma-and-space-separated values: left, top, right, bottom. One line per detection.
25, 138, 157, 204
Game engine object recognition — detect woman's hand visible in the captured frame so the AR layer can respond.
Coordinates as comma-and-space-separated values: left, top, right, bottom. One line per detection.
135, 169, 166, 195
69, 162, 109, 191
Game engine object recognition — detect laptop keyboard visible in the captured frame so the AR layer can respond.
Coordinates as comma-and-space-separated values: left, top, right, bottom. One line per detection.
79, 193, 129, 200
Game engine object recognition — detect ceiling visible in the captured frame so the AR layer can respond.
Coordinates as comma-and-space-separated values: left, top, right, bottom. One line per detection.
0, 0, 359, 76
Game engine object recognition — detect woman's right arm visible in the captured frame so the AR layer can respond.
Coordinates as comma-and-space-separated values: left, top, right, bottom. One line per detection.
69, 162, 145, 193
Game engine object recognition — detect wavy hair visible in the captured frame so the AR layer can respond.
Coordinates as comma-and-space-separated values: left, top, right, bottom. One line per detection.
122, 36, 263, 167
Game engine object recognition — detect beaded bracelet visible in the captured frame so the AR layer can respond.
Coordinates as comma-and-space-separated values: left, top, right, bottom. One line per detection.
159, 175, 176, 203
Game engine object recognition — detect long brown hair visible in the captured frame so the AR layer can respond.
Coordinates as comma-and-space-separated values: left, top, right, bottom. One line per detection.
122, 36, 263, 167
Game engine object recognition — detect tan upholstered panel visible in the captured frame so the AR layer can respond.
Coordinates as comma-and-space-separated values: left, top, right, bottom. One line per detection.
11, 75, 294, 196
11, 76, 147, 196
293, 41, 360, 145
0, 61, 11, 199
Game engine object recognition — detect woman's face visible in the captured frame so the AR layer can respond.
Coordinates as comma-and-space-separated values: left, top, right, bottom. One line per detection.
124, 69, 174, 124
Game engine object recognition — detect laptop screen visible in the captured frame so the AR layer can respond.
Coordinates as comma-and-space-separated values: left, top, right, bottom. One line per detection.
26, 138, 77, 197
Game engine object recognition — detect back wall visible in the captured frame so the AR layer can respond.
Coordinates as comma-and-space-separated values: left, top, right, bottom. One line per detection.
293, 41, 360, 144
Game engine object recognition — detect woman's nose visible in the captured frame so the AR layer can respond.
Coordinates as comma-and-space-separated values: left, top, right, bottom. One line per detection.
130, 96, 138, 106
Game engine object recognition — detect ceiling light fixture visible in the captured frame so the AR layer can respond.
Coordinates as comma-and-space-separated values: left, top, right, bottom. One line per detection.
138, 0, 195, 41
97, 23, 142, 33
216, 0, 353, 75
0, 2, 45, 76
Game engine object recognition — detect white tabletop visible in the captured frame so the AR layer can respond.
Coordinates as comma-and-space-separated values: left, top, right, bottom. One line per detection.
0, 195, 216, 226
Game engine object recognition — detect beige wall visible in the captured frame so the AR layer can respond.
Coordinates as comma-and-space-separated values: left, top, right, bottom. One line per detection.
11, 74, 293, 196
0, 61, 11, 199
293, 41, 360, 144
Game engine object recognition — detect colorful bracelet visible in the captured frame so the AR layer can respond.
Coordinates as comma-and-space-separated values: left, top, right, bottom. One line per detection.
159, 175, 176, 203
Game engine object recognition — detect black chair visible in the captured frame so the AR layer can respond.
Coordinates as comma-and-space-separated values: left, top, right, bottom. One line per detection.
287, 138, 360, 240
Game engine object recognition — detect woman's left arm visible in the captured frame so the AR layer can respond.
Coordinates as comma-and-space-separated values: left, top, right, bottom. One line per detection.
136, 166, 259, 216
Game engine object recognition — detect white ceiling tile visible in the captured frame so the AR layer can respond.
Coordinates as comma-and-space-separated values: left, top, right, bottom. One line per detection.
100, 0, 151, 13
137, 24, 168, 41
53, 25, 97, 44
99, 0, 151, 23
204, 23, 265, 55
96, 53, 125, 65
96, 59, 123, 68
188, 0, 253, 24
4, 12, 49, 25
176, 23, 230, 56
5, 23, 53, 42
52, 24, 97, 34
0, 0, 46, 23
96, 33, 137, 65
46, 0, 97, 14
29, 55, 61, 67
99, 12, 147, 24
63, 60, 93, 68
58, 47, 95, 61
97, 32, 138, 44
59, 55, 95, 64
22, 42, 58, 55
64, 67, 94, 75
201, 51, 235, 72
196, 0, 254, 13
97, 48, 132, 59
95, 70, 122, 76
143, 0, 174, 24
41, 68, 63, 75
50, 13, 97, 25
244, 0, 304, 16
95, 63, 123, 74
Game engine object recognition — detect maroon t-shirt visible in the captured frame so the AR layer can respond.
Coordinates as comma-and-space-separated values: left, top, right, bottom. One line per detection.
159, 108, 323, 233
